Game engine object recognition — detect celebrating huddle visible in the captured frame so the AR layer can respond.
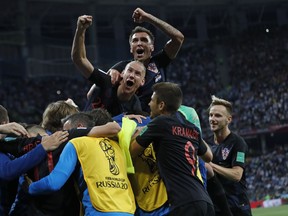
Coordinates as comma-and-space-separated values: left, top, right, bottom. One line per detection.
0, 7, 251, 216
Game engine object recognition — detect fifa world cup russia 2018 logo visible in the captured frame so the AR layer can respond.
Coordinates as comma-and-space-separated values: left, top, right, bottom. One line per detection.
140, 145, 157, 173
99, 139, 120, 175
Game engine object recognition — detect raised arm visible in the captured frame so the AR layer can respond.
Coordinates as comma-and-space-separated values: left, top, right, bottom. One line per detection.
132, 8, 184, 59
71, 15, 94, 79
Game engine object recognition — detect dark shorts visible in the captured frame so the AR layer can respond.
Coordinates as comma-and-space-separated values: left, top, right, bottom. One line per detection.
168, 201, 215, 216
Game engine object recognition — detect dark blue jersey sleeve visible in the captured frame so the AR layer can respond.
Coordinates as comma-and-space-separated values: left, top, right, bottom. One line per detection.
0, 144, 46, 181
136, 117, 163, 149
0, 136, 41, 157
231, 134, 248, 168
29, 142, 77, 194
88, 68, 112, 88
152, 50, 172, 68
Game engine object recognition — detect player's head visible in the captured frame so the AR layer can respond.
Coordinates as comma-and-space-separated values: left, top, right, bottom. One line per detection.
62, 112, 95, 130
88, 108, 113, 126
129, 26, 155, 62
120, 60, 146, 95
208, 95, 232, 132
41, 100, 79, 133
0, 105, 9, 124
25, 124, 47, 137
149, 82, 182, 119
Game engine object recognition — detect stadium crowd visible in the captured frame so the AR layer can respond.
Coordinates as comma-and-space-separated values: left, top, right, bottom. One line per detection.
167, 27, 288, 134
0, 77, 89, 124
225, 28, 288, 133
246, 148, 288, 201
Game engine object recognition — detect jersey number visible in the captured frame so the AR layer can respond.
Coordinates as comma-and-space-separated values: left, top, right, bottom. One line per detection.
185, 141, 196, 176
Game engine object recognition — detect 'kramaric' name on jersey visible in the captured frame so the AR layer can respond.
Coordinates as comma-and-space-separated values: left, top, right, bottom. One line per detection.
171, 126, 199, 140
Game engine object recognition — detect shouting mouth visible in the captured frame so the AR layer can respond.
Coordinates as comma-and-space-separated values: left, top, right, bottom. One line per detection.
136, 49, 144, 54
135, 48, 145, 59
126, 80, 134, 87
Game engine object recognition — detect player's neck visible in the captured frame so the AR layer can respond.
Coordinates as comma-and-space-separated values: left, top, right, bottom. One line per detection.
214, 128, 230, 144
140, 57, 150, 67
117, 87, 133, 101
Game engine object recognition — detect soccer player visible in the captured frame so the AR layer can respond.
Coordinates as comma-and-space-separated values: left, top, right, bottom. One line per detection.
207, 95, 252, 216
130, 82, 214, 216
71, 15, 146, 115
114, 105, 208, 216
88, 7, 184, 113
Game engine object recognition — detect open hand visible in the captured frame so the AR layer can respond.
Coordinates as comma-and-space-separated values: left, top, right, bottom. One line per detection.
41, 130, 69, 151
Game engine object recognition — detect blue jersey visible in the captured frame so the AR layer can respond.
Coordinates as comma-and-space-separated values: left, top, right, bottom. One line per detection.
0, 141, 46, 215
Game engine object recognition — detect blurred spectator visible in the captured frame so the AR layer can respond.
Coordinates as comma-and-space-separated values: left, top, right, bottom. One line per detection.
0, 77, 89, 124
167, 27, 288, 135
246, 148, 288, 201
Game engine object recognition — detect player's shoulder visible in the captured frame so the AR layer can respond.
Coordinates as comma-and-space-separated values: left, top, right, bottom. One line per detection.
229, 132, 247, 146
230, 131, 244, 140
150, 115, 171, 126
151, 115, 166, 122
151, 50, 167, 59
206, 134, 215, 146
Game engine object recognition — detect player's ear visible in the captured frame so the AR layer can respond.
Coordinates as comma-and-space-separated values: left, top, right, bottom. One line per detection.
140, 77, 145, 86
150, 44, 154, 52
159, 101, 165, 111
129, 41, 134, 54
227, 115, 232, 124
120, 71, 124, 78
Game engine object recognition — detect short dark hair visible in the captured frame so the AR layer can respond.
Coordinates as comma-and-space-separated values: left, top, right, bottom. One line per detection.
129, 26, 155, 44
152, 82, 182, 113
88, 108, 113, 126
0, 105, 9, 124
63, 112, 95, 128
